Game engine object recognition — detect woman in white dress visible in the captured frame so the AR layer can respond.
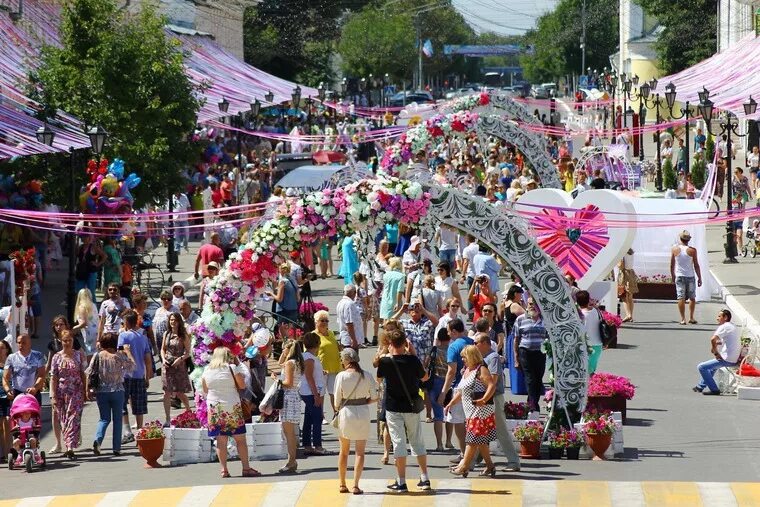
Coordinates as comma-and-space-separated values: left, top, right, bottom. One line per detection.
274, 340, 303, 474
334, 348, 377, 495
434, 261, 462, 307
71, 288, 99, 358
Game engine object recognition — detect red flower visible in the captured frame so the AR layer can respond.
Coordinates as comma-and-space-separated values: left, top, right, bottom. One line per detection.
479, 92, 490, 106
450, 120, 465, 132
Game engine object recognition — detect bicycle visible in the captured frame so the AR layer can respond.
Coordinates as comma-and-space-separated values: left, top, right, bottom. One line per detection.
708, 197, 720, 219
124, 251, 168, 303
742, 230, 758, 258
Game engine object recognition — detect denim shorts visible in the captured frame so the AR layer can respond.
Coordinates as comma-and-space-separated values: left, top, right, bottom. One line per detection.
675, 276, 696, 301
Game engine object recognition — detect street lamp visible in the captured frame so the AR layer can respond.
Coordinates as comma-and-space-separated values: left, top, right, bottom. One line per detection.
699, 94, 758, 263
36, 123, 55, 146
642, 92, 665, 189
631, 74, 639, 86
264, 90, 274, 103
291, 86, 301, 109
87, 125, 108, 156
305, 96, 313, 131
217, 97, 230, 114
317, 83, 326, 102
623, 79, 632, 127
664, 82, 694, 189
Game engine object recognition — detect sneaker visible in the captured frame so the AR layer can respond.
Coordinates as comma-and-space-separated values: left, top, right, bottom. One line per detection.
92, 440, 101, 456
386, 481, 408, 493
113, 450, 121, 456
417, 479, 431, 491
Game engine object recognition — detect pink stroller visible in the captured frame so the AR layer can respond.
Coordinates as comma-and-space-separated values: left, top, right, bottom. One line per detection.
8, 394, 46, 472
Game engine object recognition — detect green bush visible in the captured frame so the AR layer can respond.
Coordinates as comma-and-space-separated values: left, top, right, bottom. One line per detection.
663, 158, 677, 190
691, 156, 706, 189
705, 135, 715, 163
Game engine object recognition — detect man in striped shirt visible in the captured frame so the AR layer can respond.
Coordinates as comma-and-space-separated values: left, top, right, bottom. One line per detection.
513, 298, 549, 412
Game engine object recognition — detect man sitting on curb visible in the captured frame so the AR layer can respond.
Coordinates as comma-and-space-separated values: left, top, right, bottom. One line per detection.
693, 308, 740, 395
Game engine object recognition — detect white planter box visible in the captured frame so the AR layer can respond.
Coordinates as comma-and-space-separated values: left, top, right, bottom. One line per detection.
737, 386, 760, 400
162, 428, 214, 466
575, 411, 624, 459
245, 422, 287, 461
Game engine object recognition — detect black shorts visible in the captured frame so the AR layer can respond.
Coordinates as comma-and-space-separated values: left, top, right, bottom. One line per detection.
0, 397, 9, 417
122, 378, 148, 416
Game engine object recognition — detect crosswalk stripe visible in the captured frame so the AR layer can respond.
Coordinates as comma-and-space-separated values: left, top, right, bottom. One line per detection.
523, 479, 557, 506
16, 498, 54, 507
261, 480, 307, 507
698, 482, 738, 507
469, 478, 522, 506
296, 477, 349, 507
210, 483, 272, 506
129, 487, 192, 506
346, 479, 387, 507
557, 480, 610, 506
641, 481, 703, 506
433, 478, 471, 507
730, 482, 760, 507
608, 481, 645, 507
178, 486, 224, 507
48, 493, 106, 507
96, 490, 140, 507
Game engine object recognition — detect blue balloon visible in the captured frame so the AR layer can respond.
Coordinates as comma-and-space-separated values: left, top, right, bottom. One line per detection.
109, 159, 125, 180
124, 173, 141, 189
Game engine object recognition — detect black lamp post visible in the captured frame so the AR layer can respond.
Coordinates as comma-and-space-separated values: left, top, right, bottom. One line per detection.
264, 90, 274, 103
623, 78, 632, 127
367, 74, 374, 108
305, 96, 313, 132
643, 92, 665, 190
36, 123, 55, 147
218, 97, 230, 115
66, 147, 77, 321
87, 126, 108, 160
636, 82, 651, 161
250, 98, 261, 130
383, 73, 389, 107
700, 94, 758, 263
664, 82, 694, 182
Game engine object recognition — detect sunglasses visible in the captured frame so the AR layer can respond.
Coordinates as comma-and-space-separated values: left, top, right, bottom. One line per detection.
161, 298, 171, 302
483, 309, 494, 313
450, 305, 460, 308
318, 319, 329, 323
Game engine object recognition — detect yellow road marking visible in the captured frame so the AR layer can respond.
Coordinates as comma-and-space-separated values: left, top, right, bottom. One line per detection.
49, 493, 107, 507
641, 481, 703, 506
211, 483, 273, 507
129, 486, 192, 506
296, 479, 350, 507
469, 478, 522, 506
732, 482, 760, 507
380, 479, 437, 507
557, 480, 611, 507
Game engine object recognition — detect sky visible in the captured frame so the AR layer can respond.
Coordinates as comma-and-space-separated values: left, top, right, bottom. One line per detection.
451, 0, 559, 36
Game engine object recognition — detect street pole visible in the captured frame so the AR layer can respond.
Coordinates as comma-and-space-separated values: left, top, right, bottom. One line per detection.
236, 113, 242, 206
639, 95, 645, 161
655, 96, 662, 191
684, 102, 691, 174
580, 0, 586, 76
724, 119, 737, 263
416, 14, 422, 90
67, 147, 76, 322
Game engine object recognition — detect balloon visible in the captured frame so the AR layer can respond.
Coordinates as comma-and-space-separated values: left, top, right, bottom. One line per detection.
252, 328, 272, 347
109, 159, 125, 180
27, 181, 42, 193
124, 173, 141, 189
244, 346, 259, 360
86, 196, 96, 213
78, 192, 89, 211
9, 193, 26, 209
101, 175, 118, 197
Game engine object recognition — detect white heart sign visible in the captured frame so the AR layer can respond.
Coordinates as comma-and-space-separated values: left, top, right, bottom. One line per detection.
514, 189, 636, 289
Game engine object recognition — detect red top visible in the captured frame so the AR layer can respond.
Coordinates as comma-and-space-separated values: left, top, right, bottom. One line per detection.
197, 243, 224, 276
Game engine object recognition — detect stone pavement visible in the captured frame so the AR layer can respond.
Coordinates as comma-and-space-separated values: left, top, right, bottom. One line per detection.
3, 479, 760, 506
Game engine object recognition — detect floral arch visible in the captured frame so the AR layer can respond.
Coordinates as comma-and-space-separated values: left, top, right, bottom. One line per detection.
192, 176, 588, 422
380, 105, 561, 190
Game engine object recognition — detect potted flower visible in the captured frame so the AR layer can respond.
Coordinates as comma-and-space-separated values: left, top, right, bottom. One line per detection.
582, 411, 619, 460
504, 401, 529, 420
513, 420, 544, 459
545, 431, 564, 459
170, 409, 202, 429
600, 310, 622, 348
561, 428, 584, 460
136, 420, 165, 468
587, 372, 635, 423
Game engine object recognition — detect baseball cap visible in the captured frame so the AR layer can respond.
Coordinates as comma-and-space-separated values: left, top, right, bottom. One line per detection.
207, 261, 220, 271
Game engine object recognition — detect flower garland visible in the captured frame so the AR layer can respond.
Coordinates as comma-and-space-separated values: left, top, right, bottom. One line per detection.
9, 248, 36, 301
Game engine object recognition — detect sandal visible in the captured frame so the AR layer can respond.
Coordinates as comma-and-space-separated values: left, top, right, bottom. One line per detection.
339, 485, 349, 494
221, 470, 231, 478
242, 468, 261, 477
352, 487, 364, 495
381, 455, 389, 465
689, 319, 698, 324
311, 447, 328, 455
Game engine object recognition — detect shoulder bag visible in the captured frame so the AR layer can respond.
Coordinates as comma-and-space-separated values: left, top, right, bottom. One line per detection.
88, 352, 101, 391
597, 308, 613, 347
330, 374, 362, 429
389, 355, 425, 413
470, 364, 494, 405
419, 346, 437, 390
229, 365, 253, 423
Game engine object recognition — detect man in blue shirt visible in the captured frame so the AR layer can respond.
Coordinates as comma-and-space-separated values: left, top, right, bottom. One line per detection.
2, 334, 45, 405
472, 245, 501, 295
117, 311, 153, 443
438, 318, 473, 462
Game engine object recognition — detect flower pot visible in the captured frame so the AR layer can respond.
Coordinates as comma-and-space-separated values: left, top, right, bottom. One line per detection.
137, 437, 165, 468
565, 446, 581, 460
587, 395, 627, 424
586, 433, 612, 461
606, 326, 618, 349
519, 440, 541, 459
547, 446, 564, 459
635, 282, 676, 300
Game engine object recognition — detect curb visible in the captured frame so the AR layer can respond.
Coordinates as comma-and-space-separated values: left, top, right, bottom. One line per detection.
710, 268, 760, 339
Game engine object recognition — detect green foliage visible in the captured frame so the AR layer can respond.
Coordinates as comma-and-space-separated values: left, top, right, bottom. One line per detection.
338, 0, 476, 85
521, 0, 618, 83
663, 158, 677, 190
636, 0, 717, 74
31, 0, 202, 206
705, 135, 715, 164
691, 155, 706, 190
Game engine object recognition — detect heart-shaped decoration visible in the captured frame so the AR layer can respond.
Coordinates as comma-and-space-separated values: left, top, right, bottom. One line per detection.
515, 189, 636, 289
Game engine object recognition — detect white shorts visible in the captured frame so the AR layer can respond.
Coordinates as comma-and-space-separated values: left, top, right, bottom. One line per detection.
445, 390, 466, 424
326, 373, 337, 397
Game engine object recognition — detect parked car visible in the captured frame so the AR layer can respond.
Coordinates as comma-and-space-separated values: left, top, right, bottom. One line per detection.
531, 85, 549, 99
388, 91, 435, 107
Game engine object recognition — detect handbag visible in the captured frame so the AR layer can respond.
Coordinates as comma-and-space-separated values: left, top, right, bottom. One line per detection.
87, 352, 101, 391
597, 309, 614, 347
330, 376, 362, 429
229, 365, 253, 423
389, 355, 425, 413
419, 346, 437, 390
258, 379, 283, 415
471, 366, 494, 405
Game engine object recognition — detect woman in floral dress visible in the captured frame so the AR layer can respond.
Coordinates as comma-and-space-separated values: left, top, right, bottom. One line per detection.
160, 313, 192, 425
50, 331, 87, 459
444, 344, 497, 478
201, 347, 259, 478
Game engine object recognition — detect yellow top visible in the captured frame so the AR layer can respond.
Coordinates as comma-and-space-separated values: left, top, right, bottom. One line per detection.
317, 330, 342, 374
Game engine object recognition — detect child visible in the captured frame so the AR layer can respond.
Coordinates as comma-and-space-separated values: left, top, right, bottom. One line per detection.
171, 282, 186, 308
352, 272, 369, 346
12, 410, 38, 453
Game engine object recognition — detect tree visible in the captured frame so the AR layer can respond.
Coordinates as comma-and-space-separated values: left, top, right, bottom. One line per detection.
338, 0, 476, 85
663, 158, 677, 190
691, 155, 706, 190
31, 0, 202, 206
636, 0, 718, 75
521, 0, 618, 83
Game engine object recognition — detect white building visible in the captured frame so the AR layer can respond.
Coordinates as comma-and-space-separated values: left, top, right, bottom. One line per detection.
613, 0, 661, 82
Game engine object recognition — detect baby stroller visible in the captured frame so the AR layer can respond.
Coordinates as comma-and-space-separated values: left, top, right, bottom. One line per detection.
8, 394, 46, 472
743, 225, 758, 258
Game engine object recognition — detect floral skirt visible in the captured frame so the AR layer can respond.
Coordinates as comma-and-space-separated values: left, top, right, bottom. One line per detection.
207, 402, 246, 437
465, 414, 496, 445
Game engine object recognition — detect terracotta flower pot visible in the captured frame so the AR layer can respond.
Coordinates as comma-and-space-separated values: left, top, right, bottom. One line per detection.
136, 437, 164, 468
519, 440, 541, 459
565, 446, 581, 460
586, 433, 611, 460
